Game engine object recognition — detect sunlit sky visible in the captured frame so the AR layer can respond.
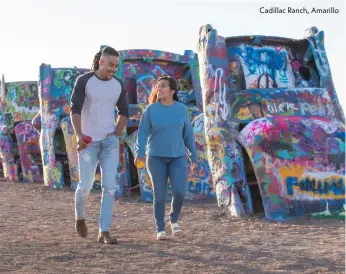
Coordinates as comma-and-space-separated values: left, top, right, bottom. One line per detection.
0, 0, 345, 110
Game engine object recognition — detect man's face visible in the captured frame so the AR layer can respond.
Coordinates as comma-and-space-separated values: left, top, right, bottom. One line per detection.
99, 55, 119, 80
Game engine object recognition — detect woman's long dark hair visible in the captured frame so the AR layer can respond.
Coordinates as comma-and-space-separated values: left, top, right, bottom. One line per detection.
148, 75, 179, 104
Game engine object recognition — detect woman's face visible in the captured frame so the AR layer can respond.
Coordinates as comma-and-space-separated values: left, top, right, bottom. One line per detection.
156, 79, 174, 100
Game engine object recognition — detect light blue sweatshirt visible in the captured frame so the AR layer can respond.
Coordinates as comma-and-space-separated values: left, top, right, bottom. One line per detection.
135, 101, 197, 163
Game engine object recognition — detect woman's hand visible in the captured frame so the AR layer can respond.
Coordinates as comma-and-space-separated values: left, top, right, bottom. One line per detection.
190, 162, 197, 172
134, 156, 146, 169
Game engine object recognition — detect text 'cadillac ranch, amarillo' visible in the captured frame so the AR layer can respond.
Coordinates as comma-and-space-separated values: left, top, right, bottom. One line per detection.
260, 7, 339, 14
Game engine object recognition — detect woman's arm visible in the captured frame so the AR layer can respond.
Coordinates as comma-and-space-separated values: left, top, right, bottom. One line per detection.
183, 107, 197, 163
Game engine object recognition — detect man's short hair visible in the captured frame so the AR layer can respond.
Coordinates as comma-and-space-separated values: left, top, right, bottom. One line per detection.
101, 46, 119, 57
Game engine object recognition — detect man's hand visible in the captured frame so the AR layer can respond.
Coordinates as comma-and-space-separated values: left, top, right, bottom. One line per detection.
106, 130, 122, 138
134, 156, 146, 169
76, 134, 88, 151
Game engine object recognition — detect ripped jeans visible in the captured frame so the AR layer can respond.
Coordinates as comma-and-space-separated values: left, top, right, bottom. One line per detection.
75, 135, 119, 232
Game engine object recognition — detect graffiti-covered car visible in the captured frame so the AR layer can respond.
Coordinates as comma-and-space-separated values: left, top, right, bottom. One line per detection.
198, 25, 345, 220
34, 65, 90, 188
0, 77, 40, 182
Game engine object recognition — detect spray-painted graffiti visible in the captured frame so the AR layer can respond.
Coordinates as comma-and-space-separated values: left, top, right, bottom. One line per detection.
186, 114, 215, 200
13, 122, 42, 183
239, 116, 345, 219
0, 79, 39, 181
306, 30, 345, 121
5, 82, 39, 120
229, 88, 338, 124
115, 49, 198, 103
198, 24, 345, 219
198, 25, 253, 216
286, 175, 344, 198
59, 116, 80, 189
0, 135, 17, 180
122, 62, 192, 104
229, 45, 296, 89
124, 130, 155, 201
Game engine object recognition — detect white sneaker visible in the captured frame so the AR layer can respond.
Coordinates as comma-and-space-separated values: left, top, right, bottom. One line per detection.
170, 223, 182, 235
157, 231, 167, 240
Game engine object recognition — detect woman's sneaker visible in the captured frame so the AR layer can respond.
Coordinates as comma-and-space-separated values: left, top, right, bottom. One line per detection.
157, 231, 167, 240
170, 223, 182, 235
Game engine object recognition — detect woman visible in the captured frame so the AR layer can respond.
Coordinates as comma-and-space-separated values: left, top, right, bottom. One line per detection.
135, 75, 197, 240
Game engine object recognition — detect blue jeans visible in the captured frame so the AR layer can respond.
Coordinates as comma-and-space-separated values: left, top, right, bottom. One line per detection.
75, 135, 119, 232
146, 156, 188, 232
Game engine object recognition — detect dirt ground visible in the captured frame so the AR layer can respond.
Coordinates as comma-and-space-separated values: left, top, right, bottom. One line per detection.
0, 181, 344, 274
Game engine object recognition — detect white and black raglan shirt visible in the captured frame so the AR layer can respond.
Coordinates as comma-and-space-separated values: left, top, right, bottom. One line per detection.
70, 72, 129, 141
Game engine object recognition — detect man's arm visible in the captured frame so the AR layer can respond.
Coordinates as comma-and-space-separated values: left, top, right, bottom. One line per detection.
115, 80, 129, 136
71, 114, 82, 136
70, 76, 87, 149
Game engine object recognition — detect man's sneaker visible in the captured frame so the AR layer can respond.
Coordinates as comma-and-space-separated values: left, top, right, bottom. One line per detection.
75, 219, 88, 238
157, 231, 167, 240
170, 223, 182, 235
98, 232, 118, 244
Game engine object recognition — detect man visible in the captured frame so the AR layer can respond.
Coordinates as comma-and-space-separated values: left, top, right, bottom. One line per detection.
70, 46, 129, 244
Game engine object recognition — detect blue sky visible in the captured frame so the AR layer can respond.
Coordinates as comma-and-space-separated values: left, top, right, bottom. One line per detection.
0, 0, 345, 109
